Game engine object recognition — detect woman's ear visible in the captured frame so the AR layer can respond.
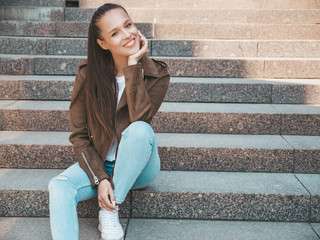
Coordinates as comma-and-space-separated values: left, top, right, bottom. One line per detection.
97, 38, 108, 50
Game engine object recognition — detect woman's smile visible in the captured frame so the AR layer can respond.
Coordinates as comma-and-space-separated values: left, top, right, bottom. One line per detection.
123, 38, 136, 48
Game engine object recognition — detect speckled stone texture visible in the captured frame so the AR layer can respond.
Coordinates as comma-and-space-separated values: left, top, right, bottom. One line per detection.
152, 39, 257, 57
272, 84, 320, 104
155, 23, 320, 40
258, 40, 320, 58
0, 80, 20, 99
126, 219, 320, 240
0, 107, 285, 134
294, 150, 320, 174
281, 114, 320, 135
265, 59, 320, 79
251, 24, 320, 40
0, 21, 57, 37
0, 140, 297, 173
2, 76, 319, 104
158, 147, 295, 173
0, 169, 130, 218
0, 0, 65, 7
0, 37, 47, 55
0, 76, 74, 100
65, 8, 96, 22
0, 144, 75, 168
0, 217, 128, 240
164, 58, 264, 78
0, 21, 153, 37
20, 79, 74, 100
0, 109, 71, 131
79, 0, 320, 9
0, 57, 34, 75
131, 171, 310, 222
295, 174, 320, 222
165, 80, 272, 103
1, 132, 319, 174
0, 190, 130, 218
152, 111, 282, 134
0, 6, 64, 21
47, 38, 87, 55
34, 57, 84, 75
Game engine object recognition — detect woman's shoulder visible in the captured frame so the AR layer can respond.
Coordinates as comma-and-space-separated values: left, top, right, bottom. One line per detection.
76, 59, 88, 80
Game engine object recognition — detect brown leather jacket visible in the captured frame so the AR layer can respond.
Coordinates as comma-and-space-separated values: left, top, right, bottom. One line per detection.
69, 55, 170, 188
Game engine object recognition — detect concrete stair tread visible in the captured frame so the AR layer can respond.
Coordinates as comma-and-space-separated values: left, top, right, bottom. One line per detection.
0, 217, 127, 240
1, 217, 319, 240
1, 100, 320, 114
0, 130, 319, 150
1, 168, 319, 195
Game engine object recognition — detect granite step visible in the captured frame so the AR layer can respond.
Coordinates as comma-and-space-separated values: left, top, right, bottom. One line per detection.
1, 217, 319, 240
0, 75, 319, 103
79, 0, 320, 10
65, 8, 320, 25
1, 54, 320, 78
0, 20, 153, 38
0, 6, 65, 21
0, 168, 319, 222
1, 75, 320, 104
153, 23, 320, 40
0, 217, 128, 240
1, 100, 320, 136
2, 36, 320, 58
0, 0, 65, 7
0, 131, 319, 173
1, 20, 319, 40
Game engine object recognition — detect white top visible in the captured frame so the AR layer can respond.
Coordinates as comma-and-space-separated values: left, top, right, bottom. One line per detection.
105, 75, 126, 161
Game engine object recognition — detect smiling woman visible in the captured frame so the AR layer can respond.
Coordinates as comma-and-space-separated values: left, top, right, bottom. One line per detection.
48, 3, 170, 240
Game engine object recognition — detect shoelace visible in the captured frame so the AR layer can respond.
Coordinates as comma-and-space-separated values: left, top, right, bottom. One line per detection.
101, 210, 119, 227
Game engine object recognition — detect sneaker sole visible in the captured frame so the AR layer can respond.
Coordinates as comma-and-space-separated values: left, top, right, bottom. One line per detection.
98, 224, 124, 240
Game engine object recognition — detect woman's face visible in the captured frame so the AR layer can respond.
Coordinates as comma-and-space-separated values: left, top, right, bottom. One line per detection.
96, 8, 140, 58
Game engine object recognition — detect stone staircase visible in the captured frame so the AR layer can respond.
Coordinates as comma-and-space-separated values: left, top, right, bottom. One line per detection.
0, 0, 320, 239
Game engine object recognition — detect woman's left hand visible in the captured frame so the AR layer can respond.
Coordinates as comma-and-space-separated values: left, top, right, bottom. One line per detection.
127, 30, 148, 66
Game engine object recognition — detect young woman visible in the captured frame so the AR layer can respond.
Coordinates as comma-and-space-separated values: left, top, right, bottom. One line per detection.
48, 3, 170, 240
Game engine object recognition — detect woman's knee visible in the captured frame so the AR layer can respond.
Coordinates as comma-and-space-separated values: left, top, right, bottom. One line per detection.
121, 121, 155, 141
48, 175, 76, 200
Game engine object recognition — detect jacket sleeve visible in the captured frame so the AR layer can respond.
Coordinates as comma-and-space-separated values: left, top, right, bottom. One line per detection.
122, 59, 170, 123
69, 66, 109, 188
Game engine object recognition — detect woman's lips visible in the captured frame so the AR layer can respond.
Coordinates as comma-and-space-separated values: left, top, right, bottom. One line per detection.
123, 38, 135, 47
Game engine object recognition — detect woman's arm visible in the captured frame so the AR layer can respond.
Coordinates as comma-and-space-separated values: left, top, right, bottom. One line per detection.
69, 66, 110, 188
122, 61, 170, 123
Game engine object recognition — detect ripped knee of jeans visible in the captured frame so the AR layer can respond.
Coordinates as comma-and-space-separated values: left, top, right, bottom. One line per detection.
51, 175, 68, 181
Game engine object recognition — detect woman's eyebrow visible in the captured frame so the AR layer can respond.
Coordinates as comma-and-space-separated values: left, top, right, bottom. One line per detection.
108, 19, 131, 35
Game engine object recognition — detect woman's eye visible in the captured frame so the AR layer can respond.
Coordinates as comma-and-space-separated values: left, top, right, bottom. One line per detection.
126, 23, 132, 28
112, 32, 118, 37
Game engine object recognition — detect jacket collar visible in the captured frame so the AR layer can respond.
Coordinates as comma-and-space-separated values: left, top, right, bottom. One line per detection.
139, 54, 159, 78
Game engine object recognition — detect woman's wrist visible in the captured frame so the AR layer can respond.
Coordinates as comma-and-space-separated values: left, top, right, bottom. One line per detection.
128, 59, 138, 66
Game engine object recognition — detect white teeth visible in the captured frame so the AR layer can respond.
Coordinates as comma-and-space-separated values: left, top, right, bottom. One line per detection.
124, 39, 134, 47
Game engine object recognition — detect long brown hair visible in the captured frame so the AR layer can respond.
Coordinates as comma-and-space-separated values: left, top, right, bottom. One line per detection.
86, 3, 130, 137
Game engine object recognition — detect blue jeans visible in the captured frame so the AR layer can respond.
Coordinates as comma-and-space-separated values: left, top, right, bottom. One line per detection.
48, 121, 160, 240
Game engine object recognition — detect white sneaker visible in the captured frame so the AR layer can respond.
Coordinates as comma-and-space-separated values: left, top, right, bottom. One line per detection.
98, 205, 124, 240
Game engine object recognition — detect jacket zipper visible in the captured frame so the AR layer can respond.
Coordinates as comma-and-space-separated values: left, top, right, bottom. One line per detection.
81, 152, 99, 185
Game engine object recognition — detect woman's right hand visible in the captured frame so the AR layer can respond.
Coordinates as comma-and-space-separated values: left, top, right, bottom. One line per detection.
97, 179, 117, 211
